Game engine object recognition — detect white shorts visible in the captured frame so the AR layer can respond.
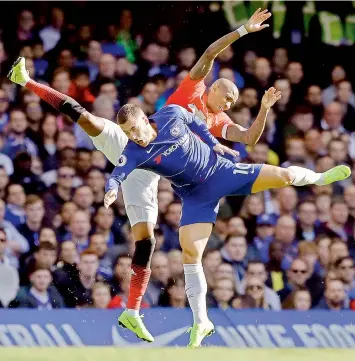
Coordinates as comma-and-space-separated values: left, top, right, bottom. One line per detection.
90, 118, 160, 226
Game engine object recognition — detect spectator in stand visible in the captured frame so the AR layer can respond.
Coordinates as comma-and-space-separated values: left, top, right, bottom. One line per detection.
146, 251, 170, 306
160, 201, 181, 252
110, 254, 131, 296
56, 249, 99, 308
0, 227, 20, 307
273, 215, 298, 268
158, 276, 187, 308
10, 265, 64, 309
94, 206, 116, 247
320, 198, 352, 241
73, 185, 94, 214
89, 233, 115, 280
278, 258, 310, 303
253, 214, 276, 263
316, 278, 349, 310
0, 167, 9, 200
245, 276, 272, 310
322, 65, 355, 108
18, 195, 45, 253
220, 235, 250, 287
43, 165, 75, 225
282, 287, 312, 310
305, 85, 323, 125
265, 240, 287, 291
296, 200, 321, 241
39, 7, 65, 52
2, 109, 38, 159
275, 187, 298, 217
328, 239, 350, 268
4, 183, 26, 226
240, 261, 281, 310
66, 211, 91, 252
53, 241, 78, 289
203, 248, 222, 289
90, 282, 112, 309
56, 201, 78, 240
0, 199, 29, 269
137, 81, 159, 116
334, 256, 355, 300
210, 277, 236, 309
167, 249, 183, 277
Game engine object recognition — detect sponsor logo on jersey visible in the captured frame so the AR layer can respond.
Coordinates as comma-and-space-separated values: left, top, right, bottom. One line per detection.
154, 134, 188, 164
162, 133, 188, 156
118, 155, 127, 167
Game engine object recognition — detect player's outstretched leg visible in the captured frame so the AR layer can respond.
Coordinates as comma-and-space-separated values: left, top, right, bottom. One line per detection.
180, 223, 215, 348
251, 164, 351, 193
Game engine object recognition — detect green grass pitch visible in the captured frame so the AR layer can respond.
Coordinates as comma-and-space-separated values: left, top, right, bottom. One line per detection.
1, 348, 355, 361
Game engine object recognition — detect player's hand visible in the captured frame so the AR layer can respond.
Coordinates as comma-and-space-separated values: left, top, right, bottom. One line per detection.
213, 144, 239, 157
245, 8, 271, 33
261, 87, 282, 109
104, 189, 118, 209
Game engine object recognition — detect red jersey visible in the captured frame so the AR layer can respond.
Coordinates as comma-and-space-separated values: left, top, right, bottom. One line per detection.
166, 75, 233, 139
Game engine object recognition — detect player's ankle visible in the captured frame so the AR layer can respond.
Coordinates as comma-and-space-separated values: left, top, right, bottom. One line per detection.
125, 308, 140, 317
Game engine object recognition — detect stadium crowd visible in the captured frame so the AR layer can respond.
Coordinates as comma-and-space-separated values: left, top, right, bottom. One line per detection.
0, 2, 355, 312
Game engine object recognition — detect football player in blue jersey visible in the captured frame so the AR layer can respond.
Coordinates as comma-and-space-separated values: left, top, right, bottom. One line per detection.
104, 103, 350, 347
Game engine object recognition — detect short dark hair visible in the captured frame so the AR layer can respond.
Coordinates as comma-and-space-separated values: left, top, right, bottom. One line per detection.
247, 260, 265, 271
116, 104, 142, 125
36, 241, 57, 252
203, 248, 221, 260
334, 256, 354, 268
331, 196, 347, 208
29, 264, 52, 276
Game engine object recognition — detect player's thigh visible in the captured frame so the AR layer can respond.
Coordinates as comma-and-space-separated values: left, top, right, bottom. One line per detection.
251, 164, 294, 193
179, 223, 213, 264
122, 170, 159, 240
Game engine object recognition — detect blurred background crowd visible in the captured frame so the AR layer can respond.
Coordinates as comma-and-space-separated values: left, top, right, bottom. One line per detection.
0, 1, 355, 312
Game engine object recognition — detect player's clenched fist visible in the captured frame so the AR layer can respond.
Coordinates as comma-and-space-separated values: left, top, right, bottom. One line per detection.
213, 144, 239, 157
104, 189, 118, 209
261, 87, 282, 109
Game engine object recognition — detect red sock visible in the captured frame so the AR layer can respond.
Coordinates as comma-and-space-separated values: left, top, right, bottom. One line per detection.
127, 264, 151, 310
26, 80, 66, 110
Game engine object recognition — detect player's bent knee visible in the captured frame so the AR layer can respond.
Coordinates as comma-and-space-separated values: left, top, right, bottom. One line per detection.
131, 222, 155, 241
182, 247, 201, 264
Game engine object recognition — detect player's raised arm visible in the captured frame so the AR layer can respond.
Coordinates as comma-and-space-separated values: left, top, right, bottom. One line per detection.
227, 87, 281, 145
104, 153, 138, 208
189, 8, 271, 80
7, 57, 105, 137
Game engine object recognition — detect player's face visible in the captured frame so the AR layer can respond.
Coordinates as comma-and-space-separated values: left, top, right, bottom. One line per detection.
120, 113, 152, 147
208, 81, 238, 113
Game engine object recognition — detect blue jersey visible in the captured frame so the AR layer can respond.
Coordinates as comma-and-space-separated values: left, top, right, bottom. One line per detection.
106, 104, 263, 227
106, 105, 220, 196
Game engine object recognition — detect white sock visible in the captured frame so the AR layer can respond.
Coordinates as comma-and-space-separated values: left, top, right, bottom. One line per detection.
183, 263, 208, 325
125, 308, 139, 317
288, 166, 324, 186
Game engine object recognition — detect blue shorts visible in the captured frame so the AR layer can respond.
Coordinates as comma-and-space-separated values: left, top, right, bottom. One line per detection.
180, 158, 263, 226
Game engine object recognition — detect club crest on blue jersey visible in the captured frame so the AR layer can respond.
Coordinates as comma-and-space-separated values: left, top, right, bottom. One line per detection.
170, 126, 181, 138
118, 155, 127, 167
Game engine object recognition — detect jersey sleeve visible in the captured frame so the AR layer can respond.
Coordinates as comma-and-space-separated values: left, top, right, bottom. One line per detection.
209, 112, 234, 139
181, 107, 219, 148
90, 118, 128, 165
105, 150, 138, 194
165, 75, 206, 107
